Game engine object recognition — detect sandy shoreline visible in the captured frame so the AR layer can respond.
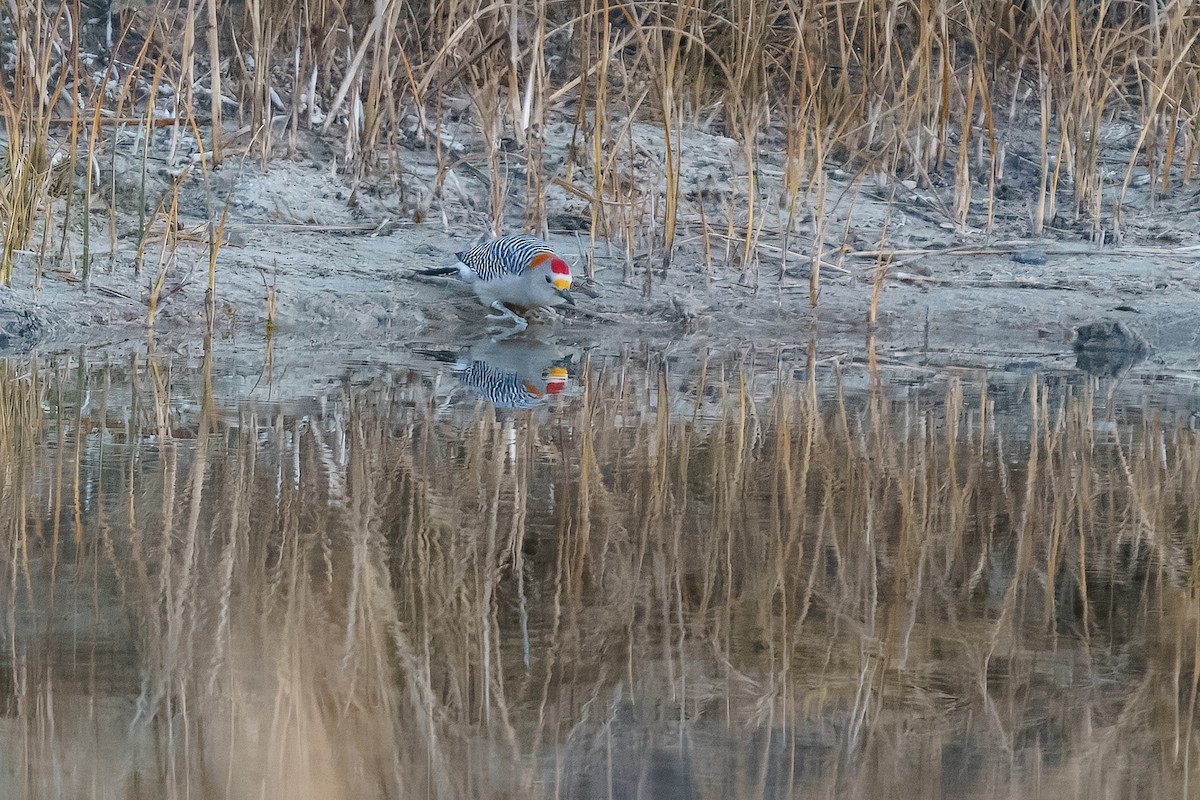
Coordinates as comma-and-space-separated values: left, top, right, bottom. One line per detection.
1, 122, 1197, 401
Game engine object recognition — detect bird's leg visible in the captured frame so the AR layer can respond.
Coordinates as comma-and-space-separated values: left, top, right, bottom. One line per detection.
488, 326, 522, 344
486, 301, 529, 329
530, 306, 564, 323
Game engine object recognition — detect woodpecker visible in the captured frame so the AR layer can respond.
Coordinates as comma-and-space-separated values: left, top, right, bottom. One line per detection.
455, 351, 569, 409
419, 234, 575, 328
418, 337, 572, 409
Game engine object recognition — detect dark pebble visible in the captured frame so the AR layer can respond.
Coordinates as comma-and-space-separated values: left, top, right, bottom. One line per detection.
1073, 321, 1150, 353
1012, 248, 1047, 265
0, 308, 46, 354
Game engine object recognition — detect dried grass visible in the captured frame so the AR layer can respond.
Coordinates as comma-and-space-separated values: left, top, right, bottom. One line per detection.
1, 0, 1196, 299
2, 354, 1199, 797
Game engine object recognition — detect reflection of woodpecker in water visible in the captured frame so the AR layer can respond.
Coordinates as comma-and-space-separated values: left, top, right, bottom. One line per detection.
1072, 320, 1150, 378
418, 336, 573, 410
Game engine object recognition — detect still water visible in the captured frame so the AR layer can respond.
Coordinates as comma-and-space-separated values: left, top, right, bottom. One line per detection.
1, 333, 1198, 799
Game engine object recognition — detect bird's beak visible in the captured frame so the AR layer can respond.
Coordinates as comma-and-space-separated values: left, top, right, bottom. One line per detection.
556, 288, 576, 306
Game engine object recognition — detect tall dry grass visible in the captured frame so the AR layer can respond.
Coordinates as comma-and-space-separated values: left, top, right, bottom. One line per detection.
2, 352, 1200, 798
1, 0, 1197, 297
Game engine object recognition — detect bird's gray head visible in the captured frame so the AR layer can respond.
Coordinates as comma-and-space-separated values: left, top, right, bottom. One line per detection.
531, 252, 575, 306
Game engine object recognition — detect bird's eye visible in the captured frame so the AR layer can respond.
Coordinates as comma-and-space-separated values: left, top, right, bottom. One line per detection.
545, 276, 552, 283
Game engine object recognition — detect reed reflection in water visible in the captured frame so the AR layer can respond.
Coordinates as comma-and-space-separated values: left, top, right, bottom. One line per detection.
1, 346, 1199, 799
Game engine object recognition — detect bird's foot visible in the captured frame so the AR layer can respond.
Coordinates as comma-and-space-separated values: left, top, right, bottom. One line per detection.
487, 303, 530, 329
488, 327, 523, 343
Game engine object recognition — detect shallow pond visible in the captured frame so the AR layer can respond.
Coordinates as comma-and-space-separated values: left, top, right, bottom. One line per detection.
1, 332, 1198, 799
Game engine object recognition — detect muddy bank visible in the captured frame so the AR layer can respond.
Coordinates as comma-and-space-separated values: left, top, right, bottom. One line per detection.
1, 122, 1198, 400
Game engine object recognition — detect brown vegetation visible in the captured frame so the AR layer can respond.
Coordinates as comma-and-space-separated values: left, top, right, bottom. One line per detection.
1, 0, 1197, 310
1, 353, 1199, 797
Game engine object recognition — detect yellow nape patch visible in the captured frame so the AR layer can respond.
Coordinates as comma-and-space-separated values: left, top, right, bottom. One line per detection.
529, 253, 552, 269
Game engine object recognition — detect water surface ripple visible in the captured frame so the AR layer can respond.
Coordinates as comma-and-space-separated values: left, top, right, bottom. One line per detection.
1, 337, 1198, 799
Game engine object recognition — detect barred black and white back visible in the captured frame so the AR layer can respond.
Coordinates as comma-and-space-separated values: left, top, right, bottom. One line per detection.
455, 359, 557, 410
416, 233, 574, 328
454, 234, 556, 281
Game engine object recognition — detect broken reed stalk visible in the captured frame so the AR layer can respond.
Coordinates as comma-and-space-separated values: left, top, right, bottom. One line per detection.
207, 0, 222, 166
809, 127, 826, 308
517, 0, 549, 233
180, 104, 222, 332
868, 201, 894, 328
143, 168, 190, 328
207, 200, 229, 332
655, 2, 688, 278
586, 0, 610, 279
260, 262, 277, 335
137, 55, 169, 267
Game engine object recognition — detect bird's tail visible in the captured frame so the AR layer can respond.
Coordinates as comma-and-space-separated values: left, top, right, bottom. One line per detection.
413, 348, 460, 364
415, 266, 460, 277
